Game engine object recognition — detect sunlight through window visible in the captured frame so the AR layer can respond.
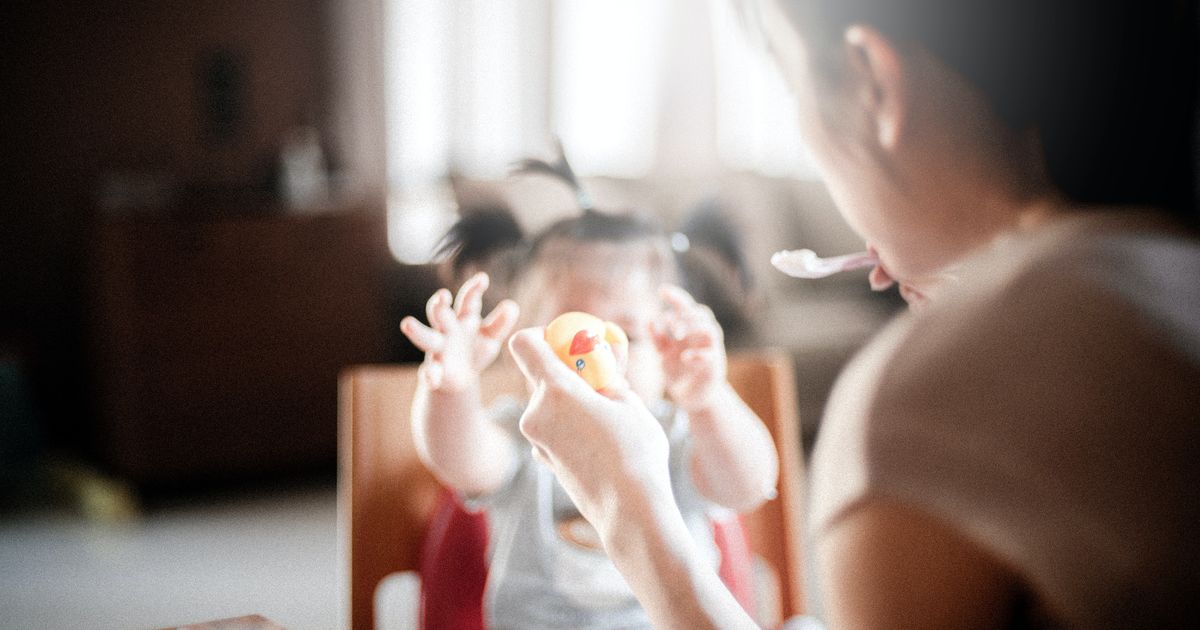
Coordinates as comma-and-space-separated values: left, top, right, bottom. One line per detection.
382, 0, 818, 263
710, 0, 818, 178
552, 0, 669, 177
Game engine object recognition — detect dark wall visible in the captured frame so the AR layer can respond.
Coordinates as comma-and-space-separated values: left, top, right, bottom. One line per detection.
0, 1, 331, 455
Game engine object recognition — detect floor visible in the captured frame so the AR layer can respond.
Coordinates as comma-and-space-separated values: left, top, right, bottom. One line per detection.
0, 479, 339, 630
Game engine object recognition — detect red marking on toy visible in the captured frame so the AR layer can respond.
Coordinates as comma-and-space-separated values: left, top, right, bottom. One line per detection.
569, 329, 598, 355
545, 311, 627, 391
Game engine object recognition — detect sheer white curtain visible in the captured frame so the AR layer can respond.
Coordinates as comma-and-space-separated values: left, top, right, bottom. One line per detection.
384, 0, 552, 262
553, 0, 670, 177
384, 0, 671, 182
709, 0, 817, 178
385, 0, 548, 184
381, 0, 815, 262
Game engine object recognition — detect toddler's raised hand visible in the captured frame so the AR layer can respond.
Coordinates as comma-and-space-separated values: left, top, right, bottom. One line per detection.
400, 272, 520, 391
651, 285, 727, 413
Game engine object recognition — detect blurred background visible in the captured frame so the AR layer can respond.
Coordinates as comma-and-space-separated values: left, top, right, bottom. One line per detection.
0, 0, 901, 628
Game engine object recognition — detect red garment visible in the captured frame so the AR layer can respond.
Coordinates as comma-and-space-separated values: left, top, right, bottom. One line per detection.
416, 490, 756, 629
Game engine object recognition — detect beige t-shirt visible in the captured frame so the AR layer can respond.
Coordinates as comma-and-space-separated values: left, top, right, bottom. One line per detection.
810, 211, 1200, 628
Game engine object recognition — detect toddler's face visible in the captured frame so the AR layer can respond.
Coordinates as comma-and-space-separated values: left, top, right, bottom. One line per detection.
525, 243, 667, 402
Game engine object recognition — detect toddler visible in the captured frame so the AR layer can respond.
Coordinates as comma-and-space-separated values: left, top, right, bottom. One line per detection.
400, 186, 778, 630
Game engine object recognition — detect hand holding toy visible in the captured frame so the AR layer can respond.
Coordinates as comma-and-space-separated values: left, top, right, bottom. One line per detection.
544, 312, 628, 390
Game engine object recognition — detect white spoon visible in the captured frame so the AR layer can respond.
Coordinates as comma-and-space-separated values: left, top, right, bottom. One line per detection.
770, 249, 878, 279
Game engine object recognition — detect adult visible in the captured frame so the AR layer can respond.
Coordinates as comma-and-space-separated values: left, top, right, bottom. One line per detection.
508, 0, 1199, 627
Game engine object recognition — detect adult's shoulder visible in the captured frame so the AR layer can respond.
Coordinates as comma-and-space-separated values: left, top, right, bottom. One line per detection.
812, 210, 1200, 529
875, 210, 1200, 412
811, 210, 1200, 626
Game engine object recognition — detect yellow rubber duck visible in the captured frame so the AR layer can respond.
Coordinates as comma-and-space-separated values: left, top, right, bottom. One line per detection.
544, 312, 628, 391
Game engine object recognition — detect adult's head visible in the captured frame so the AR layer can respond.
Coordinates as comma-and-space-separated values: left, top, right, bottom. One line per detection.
747, 0, 1196, 302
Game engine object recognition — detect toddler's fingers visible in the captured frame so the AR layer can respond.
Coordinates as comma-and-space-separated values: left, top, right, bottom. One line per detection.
400, 316, 445, 354
660, 284, 699, 314
651, 307, 689, 341
419, 361, 444, 389
663, 285, 722, 335
684, 300, 717, 329
481, 299, 520, 340
667, 290, 715, 329
657, 307, 691, 339
649, 316, 673, 350
677, 328, 717, 350
455, 272, 489, 320
427, 289, 455, 331
650, 318, 694, 360
681, 347, 715, 366
674, 303, 722, 348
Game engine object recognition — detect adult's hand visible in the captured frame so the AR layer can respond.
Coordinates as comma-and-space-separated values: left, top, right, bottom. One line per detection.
509, 328, 758, 630
507, 327, 672, 541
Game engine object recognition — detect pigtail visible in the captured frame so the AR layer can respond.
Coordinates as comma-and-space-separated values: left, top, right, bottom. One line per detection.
509, 142, 678, 290
511, 139, 595, 212
677, 198, 753, 291
674, 198, 758, 345
433, 205, 526, 280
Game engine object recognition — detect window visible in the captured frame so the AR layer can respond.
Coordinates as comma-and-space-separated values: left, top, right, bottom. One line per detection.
710, 0, 818, 178
382, 0, 817, 263
552, 0, 668, 177
384, 0, 543, 262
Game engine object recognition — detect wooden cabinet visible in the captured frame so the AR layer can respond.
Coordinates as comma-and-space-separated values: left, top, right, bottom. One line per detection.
88, 213, 404, 486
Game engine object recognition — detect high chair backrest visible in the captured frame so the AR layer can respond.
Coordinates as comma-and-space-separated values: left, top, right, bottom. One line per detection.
339, 350, 806, 630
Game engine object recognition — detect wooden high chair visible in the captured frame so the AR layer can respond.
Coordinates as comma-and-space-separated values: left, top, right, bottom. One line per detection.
339, 350, 807, 630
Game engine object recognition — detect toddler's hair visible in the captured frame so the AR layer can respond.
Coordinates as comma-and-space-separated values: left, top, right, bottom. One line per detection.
677, 198, 753, 294
434, 151, 757, 340
434, 151, 760, 346
675, 198, 758, 344
435, 149, 678, 292
434, 205, 524, 283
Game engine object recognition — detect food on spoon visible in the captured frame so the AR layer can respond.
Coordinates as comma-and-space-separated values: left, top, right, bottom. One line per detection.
770, 249, 878, 279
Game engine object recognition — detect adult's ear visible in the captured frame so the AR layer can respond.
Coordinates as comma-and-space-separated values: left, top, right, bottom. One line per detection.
843, 25, 909, 152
